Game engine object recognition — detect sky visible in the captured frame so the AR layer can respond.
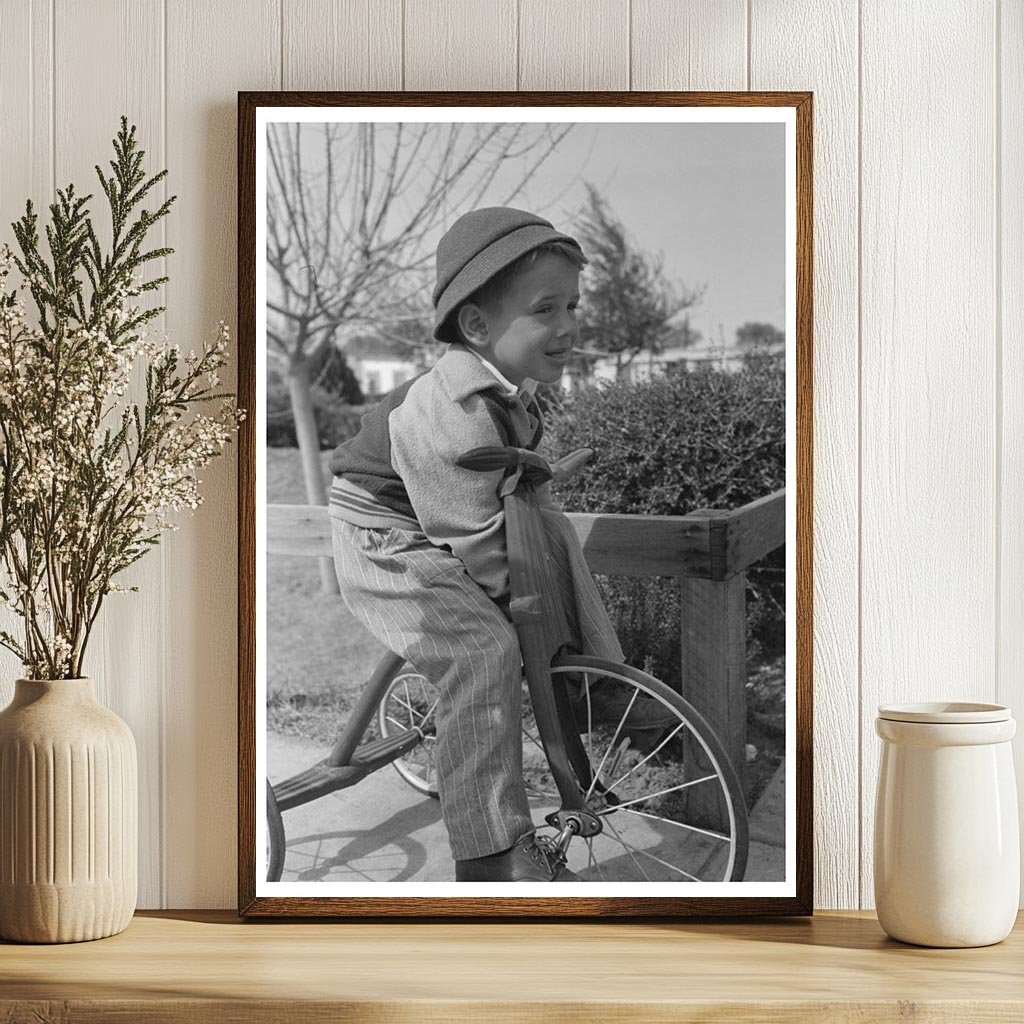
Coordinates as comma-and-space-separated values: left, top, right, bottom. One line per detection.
277, 119, 787, 350
490, 121, 786, 348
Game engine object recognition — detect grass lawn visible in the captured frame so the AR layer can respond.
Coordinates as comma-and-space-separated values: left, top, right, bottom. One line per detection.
266, 446, 785, 806
266, 447, 386, 743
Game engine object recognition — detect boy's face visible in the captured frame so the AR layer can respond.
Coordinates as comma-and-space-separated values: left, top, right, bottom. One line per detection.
467, 253, 581, 386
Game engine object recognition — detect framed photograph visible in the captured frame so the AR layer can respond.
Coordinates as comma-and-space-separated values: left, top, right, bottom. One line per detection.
238, 91, 812, 917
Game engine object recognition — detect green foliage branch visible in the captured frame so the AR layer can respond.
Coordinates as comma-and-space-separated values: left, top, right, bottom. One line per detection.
0, 118, 242, 679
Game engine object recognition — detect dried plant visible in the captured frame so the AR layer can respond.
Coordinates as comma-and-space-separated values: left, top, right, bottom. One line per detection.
0, 117, 242, 679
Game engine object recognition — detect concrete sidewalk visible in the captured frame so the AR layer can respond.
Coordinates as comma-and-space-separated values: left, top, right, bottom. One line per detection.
268, 732, 785, 884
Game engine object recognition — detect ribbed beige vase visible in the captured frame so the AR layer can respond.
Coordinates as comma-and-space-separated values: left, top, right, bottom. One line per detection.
0, 678, 137, 943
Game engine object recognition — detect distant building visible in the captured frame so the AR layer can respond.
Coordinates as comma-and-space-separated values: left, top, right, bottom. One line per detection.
350, 357, 419, 397
341, 334, 425, 398
572, 336, 784, 387
344, 330, 784, 398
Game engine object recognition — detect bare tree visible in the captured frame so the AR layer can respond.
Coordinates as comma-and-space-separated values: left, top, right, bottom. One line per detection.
267, 121, 573, 590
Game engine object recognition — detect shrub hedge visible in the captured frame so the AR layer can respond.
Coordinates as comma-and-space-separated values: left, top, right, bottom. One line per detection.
543, 356, 786, 684
267, 345, 366, 449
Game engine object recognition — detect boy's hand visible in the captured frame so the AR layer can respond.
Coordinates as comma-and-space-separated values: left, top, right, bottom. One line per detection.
549, 448, 593, 484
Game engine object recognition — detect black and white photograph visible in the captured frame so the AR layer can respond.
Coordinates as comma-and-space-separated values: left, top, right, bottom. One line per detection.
241, 95, 810, 915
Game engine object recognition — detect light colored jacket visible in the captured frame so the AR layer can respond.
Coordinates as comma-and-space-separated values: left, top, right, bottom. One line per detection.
331, 343, 552, 600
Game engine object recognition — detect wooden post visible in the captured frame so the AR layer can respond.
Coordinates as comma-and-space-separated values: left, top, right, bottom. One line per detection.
679, 572, 748, 826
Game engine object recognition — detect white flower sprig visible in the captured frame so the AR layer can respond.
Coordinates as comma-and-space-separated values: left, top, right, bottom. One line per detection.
0, 118, 243, 680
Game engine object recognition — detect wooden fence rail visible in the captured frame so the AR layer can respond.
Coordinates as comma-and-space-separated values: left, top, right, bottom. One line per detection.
267, 490, 786, 790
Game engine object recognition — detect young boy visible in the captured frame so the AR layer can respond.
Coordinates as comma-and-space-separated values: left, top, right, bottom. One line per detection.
328, 207, 658, 882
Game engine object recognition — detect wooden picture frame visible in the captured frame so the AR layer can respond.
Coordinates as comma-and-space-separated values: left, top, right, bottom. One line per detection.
238, 91, 813, 917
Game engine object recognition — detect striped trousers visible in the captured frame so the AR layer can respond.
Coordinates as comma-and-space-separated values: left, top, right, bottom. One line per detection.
331, 511, 622, 862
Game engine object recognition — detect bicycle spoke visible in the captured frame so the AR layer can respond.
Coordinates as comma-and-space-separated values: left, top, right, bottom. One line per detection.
585, 689, 639, 801
584, 837, 606, 881
601, 827, 702, 882
599, 774, 717, 813
603, 817, 653, 881
584, 673, 594, 770
612, 804, 732, 843
403, 680, 412, 727
521, 721, 548, 758
603, 739, 630, 788
605, 721, 688, 793
390, 694, 424, 721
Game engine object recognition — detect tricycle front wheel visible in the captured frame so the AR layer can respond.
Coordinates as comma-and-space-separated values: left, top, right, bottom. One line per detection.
534, 656, 750, 883
374, 655, 751, 883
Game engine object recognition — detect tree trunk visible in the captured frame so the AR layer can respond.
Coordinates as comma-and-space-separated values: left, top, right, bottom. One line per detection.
288, 352, 339, 594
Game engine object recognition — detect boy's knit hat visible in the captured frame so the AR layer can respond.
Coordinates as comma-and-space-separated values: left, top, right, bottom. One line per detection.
432, 207, 582, 342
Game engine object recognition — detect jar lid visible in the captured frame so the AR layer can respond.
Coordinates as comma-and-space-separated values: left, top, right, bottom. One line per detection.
877, 701, 1011, 724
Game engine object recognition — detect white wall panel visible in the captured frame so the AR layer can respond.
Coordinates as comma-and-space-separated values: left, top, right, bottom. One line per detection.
404, 0, 516, 90
0, 0, 51, 229
750, 0, 860, 910
519, 0, 628, 91
632, 0, 747, 90
283, 0, 402, 91
0, 0, 1017, 910
23, 0, 168, 907
1000, 0, 1024, 899
859, 0, 997, 908
0, 0, 53, 696
164, 0, 280, 908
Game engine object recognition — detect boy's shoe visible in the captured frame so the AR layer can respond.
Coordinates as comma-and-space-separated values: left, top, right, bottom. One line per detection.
455, 833, 580, 882
568, 679, 679, 736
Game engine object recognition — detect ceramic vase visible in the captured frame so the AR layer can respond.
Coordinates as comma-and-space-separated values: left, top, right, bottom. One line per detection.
0, 678, 137, 943
874, 701, 1019, 948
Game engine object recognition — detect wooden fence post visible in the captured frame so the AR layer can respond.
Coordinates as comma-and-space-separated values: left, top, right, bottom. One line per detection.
679, 572, 748, 825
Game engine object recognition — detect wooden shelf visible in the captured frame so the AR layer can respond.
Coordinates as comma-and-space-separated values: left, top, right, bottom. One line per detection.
2, 910, 1022, 1022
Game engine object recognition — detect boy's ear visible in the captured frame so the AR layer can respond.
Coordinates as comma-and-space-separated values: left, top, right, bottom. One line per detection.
456, 303, 488, 347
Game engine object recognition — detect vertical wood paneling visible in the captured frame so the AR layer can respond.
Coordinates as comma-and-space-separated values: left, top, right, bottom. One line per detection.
0, 0, 51, 227
519, 0, 628, 90
404, 0, 516, 90
750, 0, 860, 910
0, 0, 1015, 912
1000, 0, 1024, 901
164, 0, 280, 908
283, 0, 402, 90
860, 0, 997, 908
51, 0, 166, 909
631, 0, 746, 90
0, 0, 53, 699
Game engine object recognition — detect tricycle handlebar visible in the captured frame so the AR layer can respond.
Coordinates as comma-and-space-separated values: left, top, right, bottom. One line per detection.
456, 446, 593, 485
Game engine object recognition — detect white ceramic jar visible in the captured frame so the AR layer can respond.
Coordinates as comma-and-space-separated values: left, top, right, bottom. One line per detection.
874, 702, 1019, 947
